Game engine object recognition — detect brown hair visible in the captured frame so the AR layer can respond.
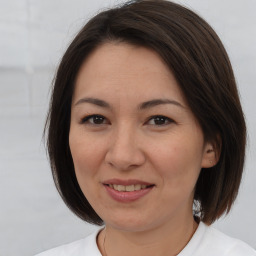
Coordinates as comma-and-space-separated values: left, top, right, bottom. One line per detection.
45, 0, 246, 225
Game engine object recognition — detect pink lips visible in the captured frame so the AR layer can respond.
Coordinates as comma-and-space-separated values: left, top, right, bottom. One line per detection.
103, 179, 154, 203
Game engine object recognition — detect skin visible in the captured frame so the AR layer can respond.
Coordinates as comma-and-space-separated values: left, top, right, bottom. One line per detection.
69, 42, 216, 256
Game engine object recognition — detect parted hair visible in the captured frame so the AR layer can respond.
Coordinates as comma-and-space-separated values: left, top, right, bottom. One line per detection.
45, 0, 246, 225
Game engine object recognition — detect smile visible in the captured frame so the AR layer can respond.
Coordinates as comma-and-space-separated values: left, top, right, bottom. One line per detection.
108, 184, 149, 192
103, 180, 154, 202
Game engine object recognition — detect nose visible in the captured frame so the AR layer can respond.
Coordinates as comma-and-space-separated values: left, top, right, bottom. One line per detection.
105, 126, 146, 171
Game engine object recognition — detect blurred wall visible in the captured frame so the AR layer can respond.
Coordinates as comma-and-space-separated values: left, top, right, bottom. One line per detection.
0, 0, 255, 255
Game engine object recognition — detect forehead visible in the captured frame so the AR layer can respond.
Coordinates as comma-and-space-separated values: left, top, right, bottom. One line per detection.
73, 42, 186, 105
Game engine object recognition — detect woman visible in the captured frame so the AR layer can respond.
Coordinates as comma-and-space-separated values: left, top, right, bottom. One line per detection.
37, 0, 255, 255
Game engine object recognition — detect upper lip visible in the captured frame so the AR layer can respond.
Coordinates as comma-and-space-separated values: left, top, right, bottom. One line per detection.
102, 179, 153, 186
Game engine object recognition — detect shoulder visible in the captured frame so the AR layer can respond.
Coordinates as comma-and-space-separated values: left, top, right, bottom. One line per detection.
179, 222, 255, 256
34, 229, 102, 256
199, 223, 256, 256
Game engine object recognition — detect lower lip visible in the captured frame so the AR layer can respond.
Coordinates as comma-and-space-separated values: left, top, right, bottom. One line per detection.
104, 185, 154, 202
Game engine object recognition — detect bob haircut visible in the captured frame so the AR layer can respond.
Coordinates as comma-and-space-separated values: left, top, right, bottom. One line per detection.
45, 0, 246, 225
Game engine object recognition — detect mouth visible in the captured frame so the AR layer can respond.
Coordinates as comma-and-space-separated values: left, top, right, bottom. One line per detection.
105, 184, 154, 192
102, 179, 155, 202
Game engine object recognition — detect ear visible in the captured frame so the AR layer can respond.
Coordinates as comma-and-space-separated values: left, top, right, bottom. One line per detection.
201, 140, 221, 168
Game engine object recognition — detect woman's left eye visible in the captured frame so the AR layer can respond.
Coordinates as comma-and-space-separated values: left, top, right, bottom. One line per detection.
146, 115, 174, 126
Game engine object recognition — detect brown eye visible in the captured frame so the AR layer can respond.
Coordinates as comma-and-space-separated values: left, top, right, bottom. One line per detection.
81, 115, 108, 125
147, 115, 174, 126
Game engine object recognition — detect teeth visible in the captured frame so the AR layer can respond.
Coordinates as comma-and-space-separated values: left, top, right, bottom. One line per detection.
109, 184, 149, 192
125, 185, 134, 192
134, 184, 141, 191
117, 185, 125, 191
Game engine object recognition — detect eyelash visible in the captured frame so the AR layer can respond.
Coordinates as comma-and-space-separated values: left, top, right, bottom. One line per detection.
80, 115, 108, 125
146, 115, 174, 126
80, 114, 174, 127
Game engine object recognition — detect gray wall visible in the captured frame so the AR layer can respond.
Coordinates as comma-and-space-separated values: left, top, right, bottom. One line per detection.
0, 0, 255, 255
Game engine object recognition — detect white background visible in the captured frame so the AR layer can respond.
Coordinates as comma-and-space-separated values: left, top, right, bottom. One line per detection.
0, 0, 255, 255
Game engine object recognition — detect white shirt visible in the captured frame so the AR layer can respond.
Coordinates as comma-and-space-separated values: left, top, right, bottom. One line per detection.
35, 222, 256, 256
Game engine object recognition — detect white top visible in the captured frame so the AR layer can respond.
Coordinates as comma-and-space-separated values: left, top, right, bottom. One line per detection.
35, 222, 256, 256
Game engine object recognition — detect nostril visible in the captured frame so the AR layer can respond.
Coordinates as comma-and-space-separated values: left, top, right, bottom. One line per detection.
105, 147, 146, 171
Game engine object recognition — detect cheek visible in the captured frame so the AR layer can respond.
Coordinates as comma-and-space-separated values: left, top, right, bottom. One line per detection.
150, 136, 203, 189
69, 132, 106, 189
69, 135, 107, 209
70, 129, 104, 167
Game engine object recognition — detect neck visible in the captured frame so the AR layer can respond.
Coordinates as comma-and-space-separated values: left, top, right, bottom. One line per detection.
98, 215, 198, 256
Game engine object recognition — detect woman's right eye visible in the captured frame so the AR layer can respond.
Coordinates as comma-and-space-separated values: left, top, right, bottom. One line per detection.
80, 115, 109, 125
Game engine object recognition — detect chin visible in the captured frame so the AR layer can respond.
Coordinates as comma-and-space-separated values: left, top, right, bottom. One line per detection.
103, 215, 151, 232
104, 213, 168, 233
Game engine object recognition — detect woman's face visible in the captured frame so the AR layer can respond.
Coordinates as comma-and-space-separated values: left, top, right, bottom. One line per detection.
69, 42, 212, 232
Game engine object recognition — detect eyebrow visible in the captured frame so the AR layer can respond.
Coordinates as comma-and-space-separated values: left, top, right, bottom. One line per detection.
139, 99, 184, 109
74, 97, 111, 108
74, 97, 184, 109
